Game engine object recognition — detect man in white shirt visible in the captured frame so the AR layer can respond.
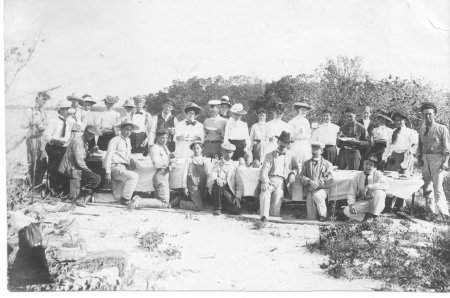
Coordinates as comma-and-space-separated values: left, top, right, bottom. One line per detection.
311, 108, 340, 165
82, 94, 99, 150
98, 96, 121, 150
343, 154, 388, 222
43, 103, 74, 196
383, 111, 418, 174
371, 113, 394, 167
203, 99, 227, 158
129, 95, 154, 154
103, 121, 139, 206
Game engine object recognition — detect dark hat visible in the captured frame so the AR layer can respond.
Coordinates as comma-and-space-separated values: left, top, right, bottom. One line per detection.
189, 141, 203, 150
220, 96, 232, 107
163, 99, 175, 107
256, 108, 267, 115
275, 131, 293, 143
420, 101, 437, 113
293, 102, 313, 110
156, 129, 169, 136
37, 91, 50, 100
374, 113, 393, 123
184, 102, 202, 115
391, 111, 408, 121
344, 106, 356, 114
84, 125, 101, 135
365, 154, 379, 165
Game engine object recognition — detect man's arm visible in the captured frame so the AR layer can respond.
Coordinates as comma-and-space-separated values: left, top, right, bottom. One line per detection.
298, 162, 311, 186
370, 171, 389, 191
357, 126, 371, 147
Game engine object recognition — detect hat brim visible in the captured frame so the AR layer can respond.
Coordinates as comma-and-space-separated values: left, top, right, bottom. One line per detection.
83, 100, 96, 105
392, 113, 408, 120
365, 158, 379, 165
185, 107, 202, 115
189, 141, 204, 150
293, 104, 313, 110
275, 136, 294, 143
230, 110, 247, 115
67, 96, 83, 101
118, 122, 140, 131
221, 102, 232, 107
375, 114, 393, 123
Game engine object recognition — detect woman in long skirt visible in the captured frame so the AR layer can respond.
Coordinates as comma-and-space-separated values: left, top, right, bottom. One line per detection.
266, 104, 290, 155
288, 101, 313, 165
223, 103, 250, 161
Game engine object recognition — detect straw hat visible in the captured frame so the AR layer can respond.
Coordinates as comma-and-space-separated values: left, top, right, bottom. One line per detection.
66, 92, 84, 102
123, 99, 135, 108
184, 102, 202, 115
229, 103, 247, 115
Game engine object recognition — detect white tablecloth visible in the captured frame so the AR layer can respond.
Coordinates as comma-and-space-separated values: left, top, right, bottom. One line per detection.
133, 155, 186, 192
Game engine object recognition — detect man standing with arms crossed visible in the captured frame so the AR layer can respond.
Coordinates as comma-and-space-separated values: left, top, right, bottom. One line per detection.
417, 102, 450, 220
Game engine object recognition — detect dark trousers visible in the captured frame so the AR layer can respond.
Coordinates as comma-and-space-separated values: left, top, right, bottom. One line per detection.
337, 148, 361, 170
45, 144, 68, 192
81, 169, 101, 190
130, 132, 147, 154
322, 145, 337, 165
229, 139, 246, 161
26, 137, 47, 186
211, 182, 241, 215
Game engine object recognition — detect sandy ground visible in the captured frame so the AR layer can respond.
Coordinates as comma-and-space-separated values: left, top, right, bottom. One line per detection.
37, 200, 380, 291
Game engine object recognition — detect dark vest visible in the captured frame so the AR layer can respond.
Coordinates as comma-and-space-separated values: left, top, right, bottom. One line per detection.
157, 113, 176, 130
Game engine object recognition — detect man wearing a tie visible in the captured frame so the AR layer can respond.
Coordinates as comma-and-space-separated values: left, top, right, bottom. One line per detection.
343, 154, 388, 222
130, 95, 154, 154
259, 131, 299, 227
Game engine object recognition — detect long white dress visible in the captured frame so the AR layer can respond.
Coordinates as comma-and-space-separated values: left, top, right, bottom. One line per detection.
266, 118, 291, 154
249, 121, 270, 162
288, 115, 312, 165
174, 120, 204, 158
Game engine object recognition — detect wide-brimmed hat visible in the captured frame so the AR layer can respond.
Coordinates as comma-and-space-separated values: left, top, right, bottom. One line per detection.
56, 102, 73, 111
103, 95, 119, 104
221, 142, 236, 151
189, 141, 204, 150
184, 102, 202, 115
391, 111, 408, 121
420, 101, 437, 113
37, 91, 51, 100
133, 95, 146, 103
374, 113, 393, 123
123, 99, 135, 108
85, 124, 101, 135
119, 121, 140, 131
208, 99, 222, 106
82, 95, 97, 105
311, 141, 325, 149
220, 96, 231, 107
229, 103, 247, 115
293, 102, 313, 110
275, 131, 293, 143
66, 92, 84, 102
163, 99, 175, 107
365, 154, 379, 165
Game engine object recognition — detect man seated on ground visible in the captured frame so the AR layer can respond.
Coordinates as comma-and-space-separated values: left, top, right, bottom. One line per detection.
207, 143, 242, 215
299, 141, 334, 222
103, 121, 139, 206
259, 131, 299, 227
58, 125, 101, 207
343, 154, 388, 222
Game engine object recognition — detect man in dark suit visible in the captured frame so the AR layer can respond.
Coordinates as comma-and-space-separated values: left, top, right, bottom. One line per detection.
152, 99, 178, 152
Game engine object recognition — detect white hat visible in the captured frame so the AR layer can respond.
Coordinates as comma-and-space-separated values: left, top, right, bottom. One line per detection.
229, 103, 247, 115
208, 99, 222, 106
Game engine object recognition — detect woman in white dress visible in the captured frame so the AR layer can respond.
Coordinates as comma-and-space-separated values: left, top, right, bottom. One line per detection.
249, 108, 270, 162
266, 104, 290, 154
288, 101, 313, 165
174, 102, 204, 158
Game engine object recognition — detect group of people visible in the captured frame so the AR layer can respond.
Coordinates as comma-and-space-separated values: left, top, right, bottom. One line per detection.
21, 91, 450, 225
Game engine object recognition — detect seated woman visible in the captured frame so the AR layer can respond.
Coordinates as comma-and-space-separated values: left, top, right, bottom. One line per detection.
174, 102, 204, 159
223, 103, 250, 161
171, 141, 210, 211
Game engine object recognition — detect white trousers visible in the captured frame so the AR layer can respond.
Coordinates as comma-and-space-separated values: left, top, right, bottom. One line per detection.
343, 190, 386, 222
306, 189, 328, 219
111, 164, 139, 201
259, 177, 284, 218
422, 153, 449, 215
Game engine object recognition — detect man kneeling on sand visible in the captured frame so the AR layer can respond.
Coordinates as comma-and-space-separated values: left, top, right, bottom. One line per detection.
343, 154, 388, 222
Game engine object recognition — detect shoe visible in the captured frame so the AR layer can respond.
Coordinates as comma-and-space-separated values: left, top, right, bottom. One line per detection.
260, 216, 267, 228
362, 213, 374, 222
318, 216, 327, 222
73, 198, 87, 207
128, 195, 142, 210
213, 210, 221, 216
120, 197, 131, 206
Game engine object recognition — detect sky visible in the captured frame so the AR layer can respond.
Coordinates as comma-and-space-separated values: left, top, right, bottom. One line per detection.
4, 0, 449, 106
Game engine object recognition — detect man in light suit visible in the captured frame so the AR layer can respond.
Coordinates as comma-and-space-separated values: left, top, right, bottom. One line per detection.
259, 131, 299, 227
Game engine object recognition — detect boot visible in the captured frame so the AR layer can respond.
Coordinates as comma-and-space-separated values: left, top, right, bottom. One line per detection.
84, 189, 95, 203
73, 188, 88, 207
129, 195, 169, 210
